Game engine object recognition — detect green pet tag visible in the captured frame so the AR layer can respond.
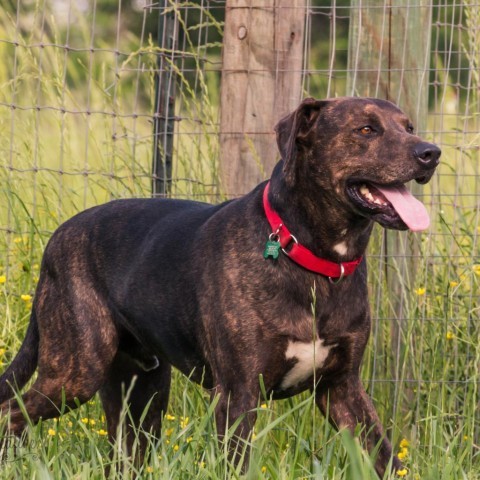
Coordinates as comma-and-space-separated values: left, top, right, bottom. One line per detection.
263, 240, 281, 260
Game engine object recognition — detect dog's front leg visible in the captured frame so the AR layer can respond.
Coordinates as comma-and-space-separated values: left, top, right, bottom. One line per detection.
213, 389, 258, 469
315, 376, 402, 478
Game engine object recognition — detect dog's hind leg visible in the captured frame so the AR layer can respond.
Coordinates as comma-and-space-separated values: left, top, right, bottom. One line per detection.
1, 277, 119, 436
99, 350, 171, 460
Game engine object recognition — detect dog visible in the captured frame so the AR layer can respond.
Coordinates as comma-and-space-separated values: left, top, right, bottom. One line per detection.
0, 97, 440, 476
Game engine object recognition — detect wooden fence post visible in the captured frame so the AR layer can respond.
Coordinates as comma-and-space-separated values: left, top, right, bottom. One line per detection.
219, 0, 306, 197
347, 0, 433, 417
347, 1, 431, 131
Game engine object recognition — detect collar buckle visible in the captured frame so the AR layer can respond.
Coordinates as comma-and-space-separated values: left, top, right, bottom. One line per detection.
328, 264, 345, 284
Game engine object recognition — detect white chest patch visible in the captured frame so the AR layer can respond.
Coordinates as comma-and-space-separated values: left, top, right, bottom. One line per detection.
280, 338, 333, 390
333, 241, 348, 256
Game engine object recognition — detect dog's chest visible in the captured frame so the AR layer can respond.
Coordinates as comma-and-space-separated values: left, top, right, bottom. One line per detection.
279, 338, 334, 390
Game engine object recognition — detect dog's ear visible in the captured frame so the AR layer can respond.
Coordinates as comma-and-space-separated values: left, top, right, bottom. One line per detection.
274, 98, 326, 186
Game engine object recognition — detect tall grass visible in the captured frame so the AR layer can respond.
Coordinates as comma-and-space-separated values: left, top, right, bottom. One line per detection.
0, 3, 479, 479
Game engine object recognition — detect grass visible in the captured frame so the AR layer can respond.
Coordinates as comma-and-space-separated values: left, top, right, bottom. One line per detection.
0, 3, 479, 479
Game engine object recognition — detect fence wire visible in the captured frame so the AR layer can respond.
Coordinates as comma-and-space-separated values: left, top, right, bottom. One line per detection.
0, 0, 478, 455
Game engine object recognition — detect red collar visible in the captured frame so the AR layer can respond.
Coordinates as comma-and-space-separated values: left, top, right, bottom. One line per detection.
262, 182, 362, 281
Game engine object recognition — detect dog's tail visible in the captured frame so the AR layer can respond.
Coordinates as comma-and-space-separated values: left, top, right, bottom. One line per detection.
0, 309, 39, 404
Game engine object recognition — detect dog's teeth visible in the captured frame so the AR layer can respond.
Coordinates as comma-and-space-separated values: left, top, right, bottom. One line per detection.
359, 184, 388, 206
360, 185, 375, 202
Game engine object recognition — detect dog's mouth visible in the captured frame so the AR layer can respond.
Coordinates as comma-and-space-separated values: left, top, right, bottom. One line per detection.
347, 181, 430, 231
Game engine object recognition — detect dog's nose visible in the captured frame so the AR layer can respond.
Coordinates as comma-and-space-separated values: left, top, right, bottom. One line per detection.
414, 142, 441, 169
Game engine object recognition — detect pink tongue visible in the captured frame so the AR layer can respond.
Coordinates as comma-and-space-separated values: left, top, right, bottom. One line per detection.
373, 184, 430, 231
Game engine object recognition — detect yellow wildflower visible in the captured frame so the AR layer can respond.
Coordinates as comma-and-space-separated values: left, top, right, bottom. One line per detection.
397, 439, 409, 461
97, 429, 108, 436
21, 294, 32, 302
173, 444, 179, 452
397, 448, 408, 461
415, 287, 426, 296
186, 436, 193, 443
446, 331, 455, 340
449, 281, 458, 288
180, 416, 189, 429
198, 461, 205, 468
165, 428, 174, 436
0, 348, 5, 357
473, 265, 480, 276
399, 439, 409, 449
89, 419, 96, 426
13, 237, 22, 244
81, 417, 89, 424
0, 275, 6, 284
260, 403, 267, 409
146, 466, 154, 473
397, 468, 408, 477
165, 414, 176, 421
261, 466, 267, 473
48, 428, 56, 436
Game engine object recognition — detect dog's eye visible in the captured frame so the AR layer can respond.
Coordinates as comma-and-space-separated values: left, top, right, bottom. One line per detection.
406, 124, 415, 134
358, 126, 374, 135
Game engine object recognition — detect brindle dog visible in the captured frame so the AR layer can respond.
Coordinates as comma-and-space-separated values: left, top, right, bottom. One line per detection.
0, 97, 440, 476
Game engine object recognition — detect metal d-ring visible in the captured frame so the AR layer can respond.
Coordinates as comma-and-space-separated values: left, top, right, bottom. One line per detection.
281, 234, 298, 256
328, 263, 345, 284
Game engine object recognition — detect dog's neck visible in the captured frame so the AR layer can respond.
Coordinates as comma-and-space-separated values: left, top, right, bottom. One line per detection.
268, 175, 374, 264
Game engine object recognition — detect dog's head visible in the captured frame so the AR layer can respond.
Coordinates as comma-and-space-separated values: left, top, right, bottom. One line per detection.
275, 97, 440, 231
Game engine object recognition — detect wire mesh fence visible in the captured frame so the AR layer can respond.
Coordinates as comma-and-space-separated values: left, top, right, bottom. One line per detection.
0, 0, 478, 465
